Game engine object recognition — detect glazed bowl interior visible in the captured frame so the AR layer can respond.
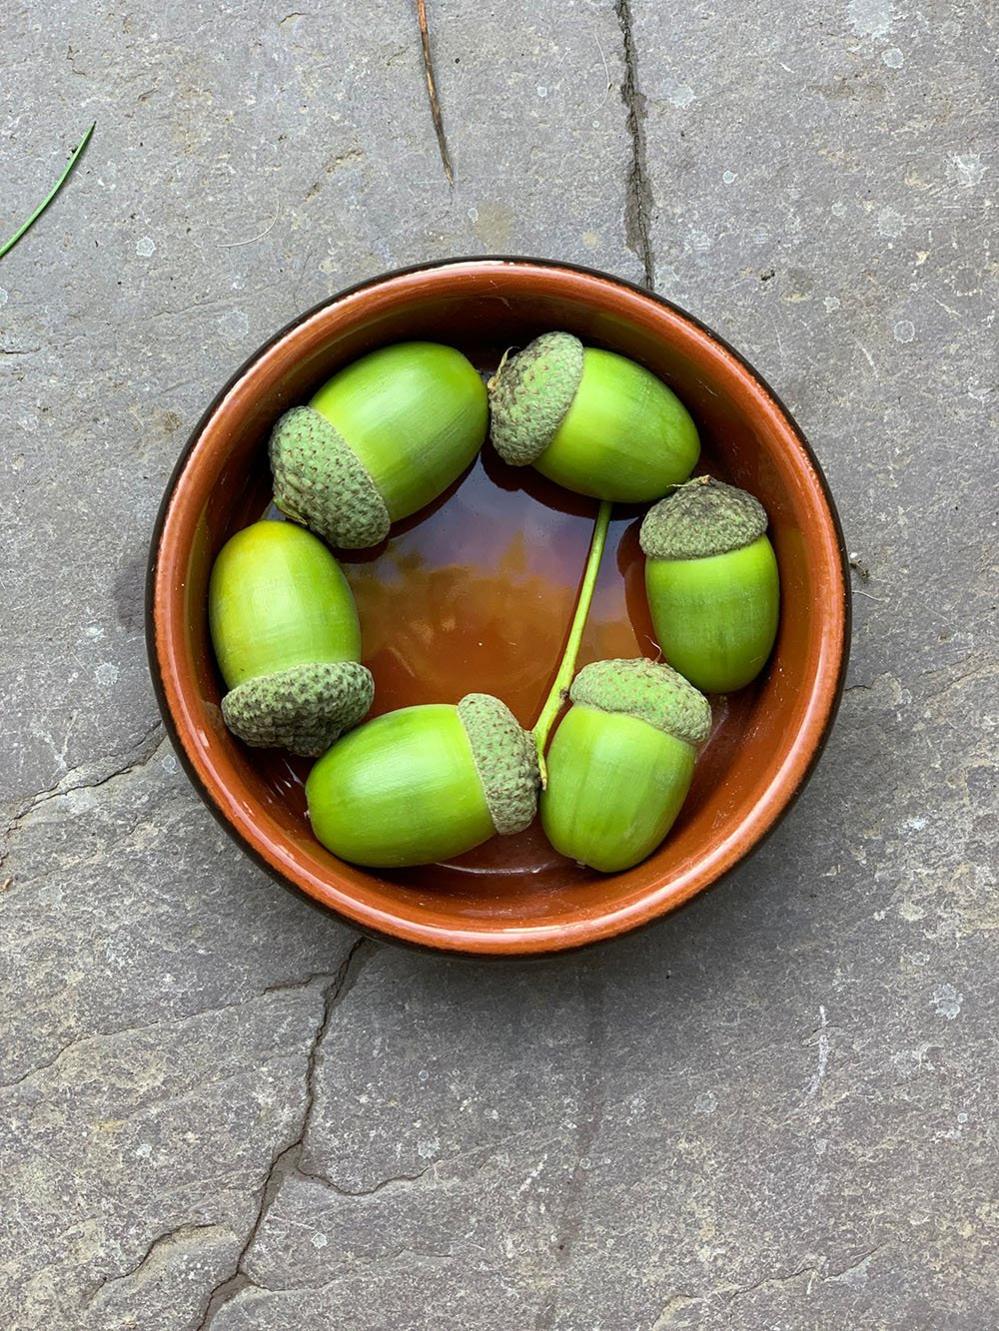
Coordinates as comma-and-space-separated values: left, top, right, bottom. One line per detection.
150, 259, 848, 955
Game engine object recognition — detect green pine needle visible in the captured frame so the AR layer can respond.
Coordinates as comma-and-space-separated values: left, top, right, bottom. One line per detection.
0, 121, 96, 263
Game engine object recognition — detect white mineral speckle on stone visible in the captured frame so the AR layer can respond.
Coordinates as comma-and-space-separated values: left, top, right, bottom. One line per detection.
949, 153, 987, 188
847, 0, 895, 38
898, 900, 926, 922
218, 308, 250, 340
666, 80, 696, 108
877, 206, 904, 238
892, 1044, 933, 1077
893, 319, 915, 342
882, 46, 904, 66
694, 1090, 718, 1114
136, 235, 156, 257
932, 984, 963, 1020
807, 1006, 831, 1097
95, 662, 120, 687
0, 287, 8, 306
311, 1232, 328, 1249
722, 170, 737, 184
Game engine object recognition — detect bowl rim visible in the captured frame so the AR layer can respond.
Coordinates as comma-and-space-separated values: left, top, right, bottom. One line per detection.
146, 254, 851, 957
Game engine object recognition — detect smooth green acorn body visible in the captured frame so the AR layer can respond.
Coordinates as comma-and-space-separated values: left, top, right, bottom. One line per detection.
306, 694, 539, 869
489, 332, 699, 501
271, 342, 488, 548
641, 477, 780, 693
645, 536, 779, 692
542, 707, 696, 873
210, 521, 362, 688
539, 658, 711, 873
209, 521, 373, 755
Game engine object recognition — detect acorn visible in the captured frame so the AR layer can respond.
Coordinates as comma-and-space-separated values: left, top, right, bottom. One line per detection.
540, 658, 711, 873
270, 341, 488, 549
306, 694, 540, 868
209, 521, 373, 755
487, 332, 699, 501
640, 476, 780, 693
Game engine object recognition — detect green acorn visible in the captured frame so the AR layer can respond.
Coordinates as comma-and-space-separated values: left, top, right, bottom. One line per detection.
488, 331, 699, 501
540, 658, 711, 873
209, 521, 373, 755
306, 693, 540, 868
270, 341, 488, 549
640, 477, 780, 693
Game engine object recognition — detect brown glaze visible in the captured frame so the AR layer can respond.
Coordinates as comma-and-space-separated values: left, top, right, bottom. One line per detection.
148, 258, 850, 956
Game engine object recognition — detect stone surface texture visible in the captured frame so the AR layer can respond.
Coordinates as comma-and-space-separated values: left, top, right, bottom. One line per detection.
1, 1, 995, 1328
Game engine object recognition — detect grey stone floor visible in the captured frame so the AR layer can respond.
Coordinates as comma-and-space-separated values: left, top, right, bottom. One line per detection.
1, 2, 995, 1328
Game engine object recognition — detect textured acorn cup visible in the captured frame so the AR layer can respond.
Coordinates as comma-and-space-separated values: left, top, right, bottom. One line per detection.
209, 521, 373, 756
306, 693, 540, 869
270, 341, 488, 549
488, 331, 700, 501
540, 658, 711, 873
640, 476, 780, 693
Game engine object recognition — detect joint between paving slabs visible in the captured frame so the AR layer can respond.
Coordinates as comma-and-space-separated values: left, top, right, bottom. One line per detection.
192, 936, 377, 1329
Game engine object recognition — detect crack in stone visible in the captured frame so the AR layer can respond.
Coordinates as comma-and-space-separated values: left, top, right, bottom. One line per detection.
84, 1222, 230, 1308
724, 1260, 824, 1304
0, 981, 339, 1093
653, 1243, 887, 1320
262, 971, 342, 996
298, 1122, 576, 1205
823, 1244, 885, 1286
615, 0, 655, 287
296, 1160, 434, 1198
193, 937, 376, 1330
1, 720, 165, 868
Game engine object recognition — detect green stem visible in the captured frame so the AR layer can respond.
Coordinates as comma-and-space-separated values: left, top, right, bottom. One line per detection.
532, 499, 613, 785
0, 122, 96, 264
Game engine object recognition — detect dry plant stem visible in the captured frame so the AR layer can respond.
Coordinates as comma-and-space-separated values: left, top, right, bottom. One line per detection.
532, 500, 613, 785
415, 0, 454, 186
0, 122, 95, 263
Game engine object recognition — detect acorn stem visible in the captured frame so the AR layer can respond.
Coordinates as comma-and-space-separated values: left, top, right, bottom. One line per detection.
532, 499, 613, 785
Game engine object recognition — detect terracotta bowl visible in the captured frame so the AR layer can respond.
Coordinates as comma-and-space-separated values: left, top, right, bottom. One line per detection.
147, 258, 849, 957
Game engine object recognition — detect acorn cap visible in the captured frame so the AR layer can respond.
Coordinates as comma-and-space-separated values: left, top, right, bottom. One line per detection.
571, 658, 711, 747
457, 693, 540, 835
487, 332, 585, 466
639, 476, 768, 561
270, 406, 391, 550
221, 661, 374, 757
